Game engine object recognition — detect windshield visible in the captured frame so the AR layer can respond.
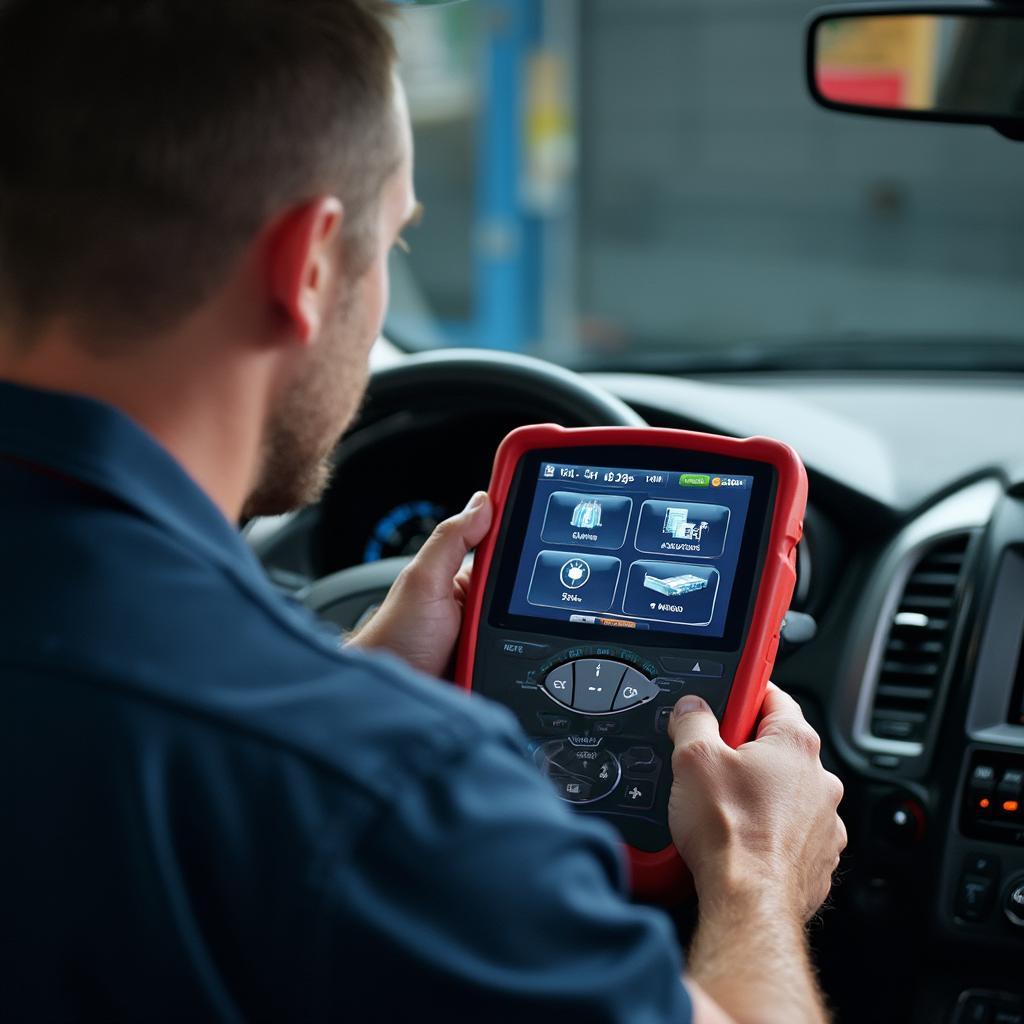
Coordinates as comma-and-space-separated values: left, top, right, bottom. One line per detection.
387, 1, 1024, 372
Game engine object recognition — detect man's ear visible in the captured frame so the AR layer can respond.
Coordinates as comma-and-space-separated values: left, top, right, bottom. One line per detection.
267, 196, 344, 345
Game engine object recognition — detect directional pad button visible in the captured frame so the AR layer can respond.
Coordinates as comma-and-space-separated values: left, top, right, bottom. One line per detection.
542, 664, 574, 707
611, 668, 659, 711
571, 659, 625, 713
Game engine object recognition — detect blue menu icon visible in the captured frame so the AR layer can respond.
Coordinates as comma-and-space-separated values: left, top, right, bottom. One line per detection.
634, 500, 730, 559
541, 491, 633, 550
622, 560, 720, 626
527, 550, 622, 612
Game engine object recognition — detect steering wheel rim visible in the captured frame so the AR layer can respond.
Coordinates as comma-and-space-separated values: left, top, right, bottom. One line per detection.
300, 349, 645, 632
360, 348, 646, 429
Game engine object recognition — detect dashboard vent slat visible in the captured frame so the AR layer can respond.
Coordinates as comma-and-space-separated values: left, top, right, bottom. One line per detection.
869, 533, 971, 745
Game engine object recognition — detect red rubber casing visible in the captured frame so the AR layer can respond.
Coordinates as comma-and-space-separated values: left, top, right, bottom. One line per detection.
454, 424, 808, 901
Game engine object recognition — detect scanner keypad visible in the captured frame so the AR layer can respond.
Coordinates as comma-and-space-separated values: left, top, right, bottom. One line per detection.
542, 658, 659, 715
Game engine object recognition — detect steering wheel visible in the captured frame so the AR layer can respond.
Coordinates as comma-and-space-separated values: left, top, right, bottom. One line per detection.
298, 348, 645, 632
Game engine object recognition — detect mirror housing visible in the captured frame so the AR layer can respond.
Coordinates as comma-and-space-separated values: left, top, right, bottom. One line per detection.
806, 3, 1024, 138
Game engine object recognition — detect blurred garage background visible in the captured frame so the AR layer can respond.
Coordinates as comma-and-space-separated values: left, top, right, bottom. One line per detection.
386, 0, 1024, 367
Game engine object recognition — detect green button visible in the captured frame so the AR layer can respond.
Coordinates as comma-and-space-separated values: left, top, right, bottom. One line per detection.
679, 473, 710, 487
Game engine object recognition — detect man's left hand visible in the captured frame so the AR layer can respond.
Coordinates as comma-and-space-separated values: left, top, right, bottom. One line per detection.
346, 491, 492, 678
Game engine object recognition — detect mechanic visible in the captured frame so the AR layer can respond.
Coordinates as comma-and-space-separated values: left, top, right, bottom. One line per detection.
0, 2, 845, 1021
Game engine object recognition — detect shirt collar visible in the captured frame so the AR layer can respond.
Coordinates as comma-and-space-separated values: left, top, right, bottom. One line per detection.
0, 379, 269, 588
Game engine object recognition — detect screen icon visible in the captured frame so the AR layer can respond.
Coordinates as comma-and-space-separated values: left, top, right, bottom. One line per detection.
678, 473, 710, 488
559, 557, 591, 589
635, 499, 730, 558
541, 491, 632, 550
662, 507, 710, 542
570, 499, 603, 530
642, 572, 709, 598
527, 550, 621, 612
622, 560, 721, 626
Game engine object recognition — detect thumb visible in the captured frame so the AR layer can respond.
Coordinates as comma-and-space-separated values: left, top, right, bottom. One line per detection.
667, 694, 725, 755
402, 492, 493, 599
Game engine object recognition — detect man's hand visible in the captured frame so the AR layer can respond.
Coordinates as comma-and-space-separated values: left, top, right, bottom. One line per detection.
670, 685, 846, 1024
347, 491, 492, 678
669, 684, 845, 919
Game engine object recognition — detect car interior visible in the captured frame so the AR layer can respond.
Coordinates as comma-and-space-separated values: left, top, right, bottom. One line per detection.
248, 2, 1024, 1021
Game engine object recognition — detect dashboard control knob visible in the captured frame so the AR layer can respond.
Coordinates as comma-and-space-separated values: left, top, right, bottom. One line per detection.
1004, 874, 1024, 930
875, 796, 926, 846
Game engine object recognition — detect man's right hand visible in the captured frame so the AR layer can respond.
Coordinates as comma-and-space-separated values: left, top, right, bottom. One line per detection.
669, 684, 846, 1024
668, 683, 846, 920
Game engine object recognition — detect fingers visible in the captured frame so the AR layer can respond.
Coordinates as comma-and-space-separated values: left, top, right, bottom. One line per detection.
756, 682, 804, 730
401, 492, 492, 600
753, 683, 823, 757
668, 695, 726, 764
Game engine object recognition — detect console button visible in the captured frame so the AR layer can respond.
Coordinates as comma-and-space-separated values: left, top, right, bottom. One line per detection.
621, 746, 658, 775
537, 712, 572, 734
611, 668, 659, 711
542, 664, 574, 706
969, 764, 997, 814
593, 720, 621, 736
956, 872, 996, 922
572, 659, 625, 713
619, 778, 656, 810
655, 706, 673, 733
661, 655, 724, 678
996, 769, 1023, 817
552, 777, 593, 802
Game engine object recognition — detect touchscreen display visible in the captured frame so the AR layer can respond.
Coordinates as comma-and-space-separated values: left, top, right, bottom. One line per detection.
505, 459, 759, 639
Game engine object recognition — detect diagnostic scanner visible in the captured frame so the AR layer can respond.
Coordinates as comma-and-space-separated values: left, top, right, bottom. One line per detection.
455, 425, 807, 900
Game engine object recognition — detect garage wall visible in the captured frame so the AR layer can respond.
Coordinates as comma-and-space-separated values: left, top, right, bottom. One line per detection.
577, 0, 1024, 353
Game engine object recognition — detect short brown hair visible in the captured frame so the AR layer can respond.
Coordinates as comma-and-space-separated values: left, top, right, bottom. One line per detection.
0, 0, 398, 342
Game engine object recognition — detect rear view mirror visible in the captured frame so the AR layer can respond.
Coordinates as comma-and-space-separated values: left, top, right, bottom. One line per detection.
807, 4, 1024, 136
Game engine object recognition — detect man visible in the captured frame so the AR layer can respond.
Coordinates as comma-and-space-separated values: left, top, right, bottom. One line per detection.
0, 1, 846, 1021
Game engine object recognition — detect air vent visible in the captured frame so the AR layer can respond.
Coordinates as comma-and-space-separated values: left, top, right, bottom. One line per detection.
870, 533, 971, 744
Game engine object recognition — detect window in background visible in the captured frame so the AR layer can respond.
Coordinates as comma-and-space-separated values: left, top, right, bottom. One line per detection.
387, 0, 1024, 368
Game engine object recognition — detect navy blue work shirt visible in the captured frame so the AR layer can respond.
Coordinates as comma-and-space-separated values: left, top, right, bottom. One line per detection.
0, 381, 692, 1023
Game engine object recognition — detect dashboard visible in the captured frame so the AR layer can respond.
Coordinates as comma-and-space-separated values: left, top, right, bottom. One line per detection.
249, 358, 1024, 1024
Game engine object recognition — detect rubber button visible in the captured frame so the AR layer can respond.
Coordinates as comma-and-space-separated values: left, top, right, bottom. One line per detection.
537, 712, 572, 734
572, 659, 625, 713
542, 664, 574, 707
611, 668, 659, 711
621, 746, 658, 775
661, 656, 724, 678
552, 776, 593, 802
619, 778, 656, 810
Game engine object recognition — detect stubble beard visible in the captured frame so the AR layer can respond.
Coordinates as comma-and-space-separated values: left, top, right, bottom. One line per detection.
240, 288, 371, 521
